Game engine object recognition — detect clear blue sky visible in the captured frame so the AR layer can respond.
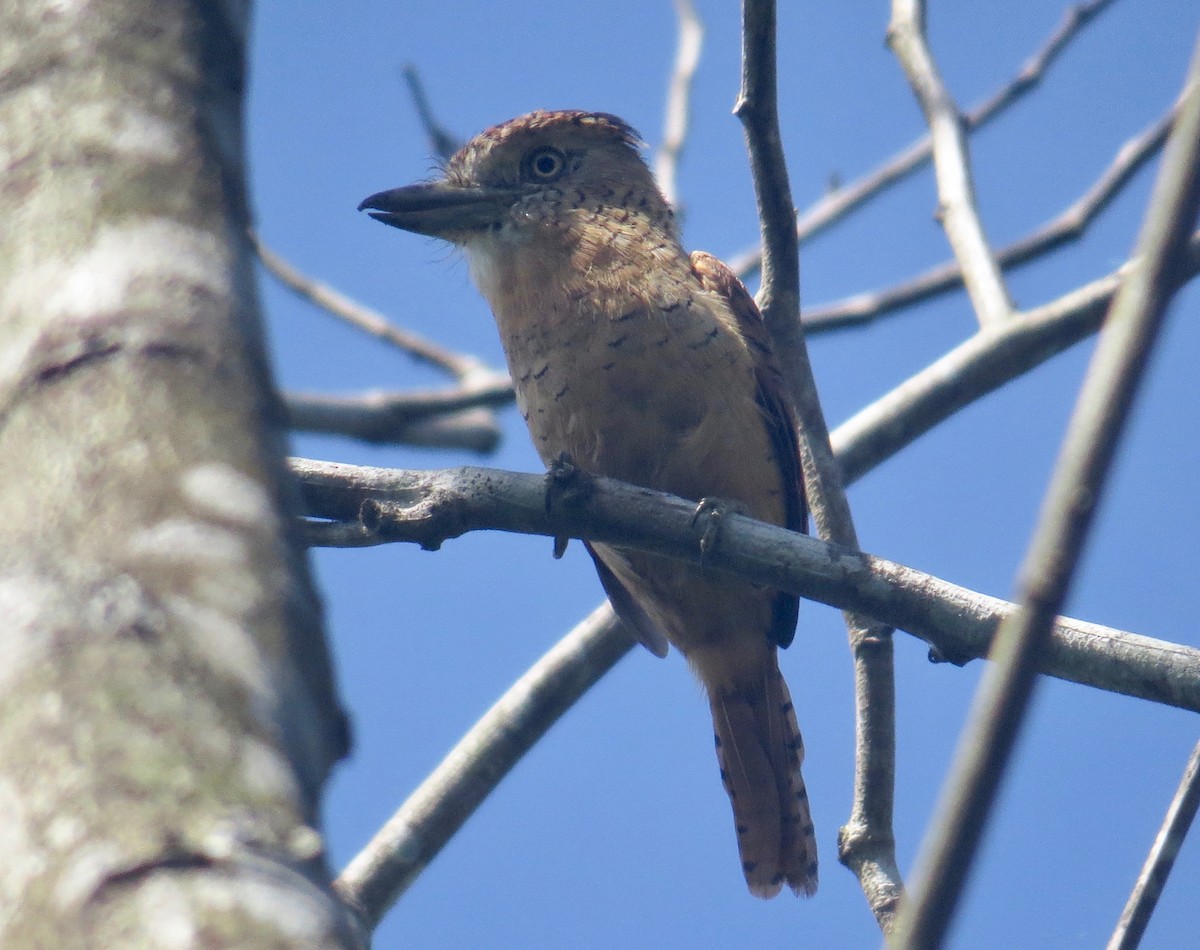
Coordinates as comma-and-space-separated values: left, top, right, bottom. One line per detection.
250, 2, 1199, 946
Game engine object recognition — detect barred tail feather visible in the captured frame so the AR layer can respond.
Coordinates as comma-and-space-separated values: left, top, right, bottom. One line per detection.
709, 661, 818, 898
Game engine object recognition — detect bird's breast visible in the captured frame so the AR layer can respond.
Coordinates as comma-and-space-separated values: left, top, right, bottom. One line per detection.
498, 306, 779, 522
464, 232, 787, 523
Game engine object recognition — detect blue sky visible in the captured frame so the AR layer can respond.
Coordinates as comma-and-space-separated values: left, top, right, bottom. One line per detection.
250, 2, 1199, 946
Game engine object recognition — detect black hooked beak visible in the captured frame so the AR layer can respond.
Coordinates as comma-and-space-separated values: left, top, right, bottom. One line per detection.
358, 182, 516, 238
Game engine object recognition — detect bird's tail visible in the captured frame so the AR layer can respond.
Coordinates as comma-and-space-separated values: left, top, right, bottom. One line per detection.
707, 659, 817, 898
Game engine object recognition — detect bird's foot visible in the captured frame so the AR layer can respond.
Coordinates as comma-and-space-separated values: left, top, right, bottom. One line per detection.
544, 452, 594, 559
690, 496, 747, 568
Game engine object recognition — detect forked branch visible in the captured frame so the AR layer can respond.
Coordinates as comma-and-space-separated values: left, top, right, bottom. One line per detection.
729, 0, 1118, 279
739, 0, 902, 925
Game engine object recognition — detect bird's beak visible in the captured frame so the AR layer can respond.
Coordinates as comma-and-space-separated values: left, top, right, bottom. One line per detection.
358, 182, 516, 238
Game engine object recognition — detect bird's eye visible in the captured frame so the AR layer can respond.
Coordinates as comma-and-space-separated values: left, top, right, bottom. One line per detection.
523, 146, 567, 182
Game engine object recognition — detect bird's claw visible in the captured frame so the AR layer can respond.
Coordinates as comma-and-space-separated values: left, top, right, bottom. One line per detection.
544, 452, 593, 558
690, 496, 746, 568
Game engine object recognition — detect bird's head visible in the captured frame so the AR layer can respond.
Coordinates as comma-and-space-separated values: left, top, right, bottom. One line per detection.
359, 110, 674, 246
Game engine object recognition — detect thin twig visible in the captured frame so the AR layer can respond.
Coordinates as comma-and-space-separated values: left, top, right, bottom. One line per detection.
654, 0, 704, 210
737, 0, 903, 925
1108, 740, 1200, 950
288, 380, 515, 424
400, 63, 462, 161
891, 33, 1200, 948
804, 106, 1175, 331
334, 604, 635, 930
728, 0, 1119, 278
832, 227, 1200, 483
736, 0, 801, 354
286, 391, 506, 453
294, 458, 1200, 715
888, 0, 1014, 326
253, 234, 496, 382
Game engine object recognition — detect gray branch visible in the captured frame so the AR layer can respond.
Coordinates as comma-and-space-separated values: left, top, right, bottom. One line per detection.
887, 0, 1014, 325
254, 234, 501, 384
286, 382, 512, 453
1108, 740, 1200, 950
401, 63, 463, 162
654, 0, 704, 210
737, 0, 904, 923
294, 459, 1200, 716
335, 605, 635, 928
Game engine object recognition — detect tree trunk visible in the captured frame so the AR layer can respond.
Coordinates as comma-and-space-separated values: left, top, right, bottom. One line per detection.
0, 1, 357, 944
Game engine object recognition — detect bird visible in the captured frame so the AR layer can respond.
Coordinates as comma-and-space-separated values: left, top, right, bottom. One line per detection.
359, 109, 816, 898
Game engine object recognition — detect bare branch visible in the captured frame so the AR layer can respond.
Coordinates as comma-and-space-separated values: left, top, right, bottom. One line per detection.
288, 398, 501, 454
285, 380, 513, 452
736, 0, 800, 349
892, 34, 1200, 947
253, 234, 497, 382
970, 0, 1117, 114
256, 236, 515, 450
738, 0, 903, 923
832, 227, 1200, 483
1108, 740, 1200, 950
805, 107, 1175, 332
301, 518, 384, 549
258, 65, 508, 457
728, 0, 1119, 278
654, 0, 704, 209
294, 460, 1200, 716
400, 63, 462, 161
736, 0, 854, 537
335, 604, 634, 930
837, 626, 901, 931
888, 0, 1014, 326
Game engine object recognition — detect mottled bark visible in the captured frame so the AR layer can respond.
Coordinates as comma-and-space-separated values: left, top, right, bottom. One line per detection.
0, 1, 356, 945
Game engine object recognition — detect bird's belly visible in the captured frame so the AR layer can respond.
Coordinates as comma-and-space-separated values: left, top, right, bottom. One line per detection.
506, 314, 783, 523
